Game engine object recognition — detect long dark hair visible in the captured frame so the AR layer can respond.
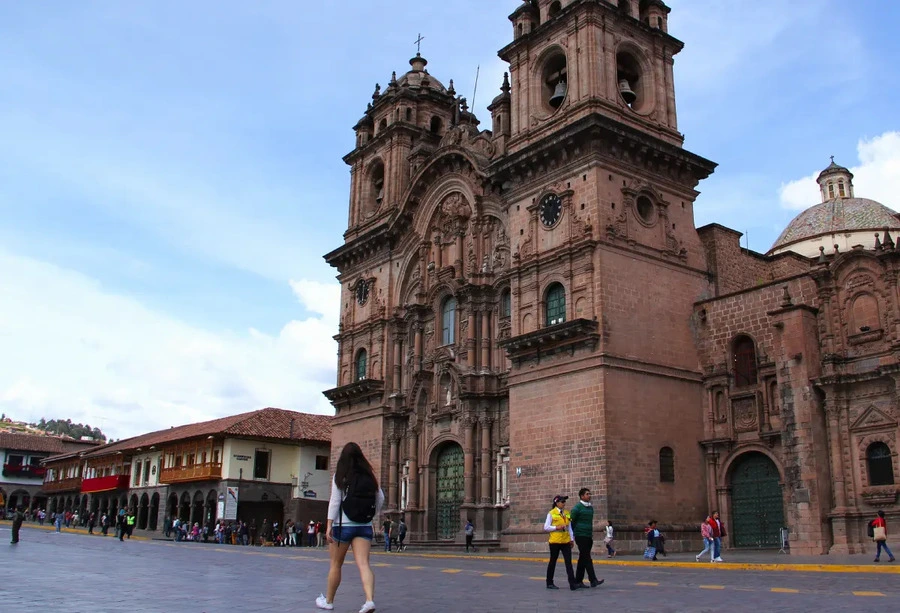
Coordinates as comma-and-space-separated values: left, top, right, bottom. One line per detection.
334, 442, 378, 490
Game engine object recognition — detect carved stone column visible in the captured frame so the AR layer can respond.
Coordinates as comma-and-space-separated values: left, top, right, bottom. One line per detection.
407, 429, 419, 510
467, 308, 476, 368
480, 310, 490, 370
455, 231, 464, 277
480, 419, 493, 503
825, 396, 847, 509
388, 436, 400, 510
414, 327, 422, 372
464, 418, 476, 504
392, 338, 402, 394
705, 451, 719, 514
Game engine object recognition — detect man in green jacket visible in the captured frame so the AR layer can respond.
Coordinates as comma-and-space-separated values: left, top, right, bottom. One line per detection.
568, 488, 603, 588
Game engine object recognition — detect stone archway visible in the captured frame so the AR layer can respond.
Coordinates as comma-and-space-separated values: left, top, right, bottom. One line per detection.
149, 493, 160, 531
205, 490, 217, 528
729, 452, 785, 548
433, 443, 464, 540
179, 492, 191, 521
191, 490, 204, 526
138, 494, 150, 530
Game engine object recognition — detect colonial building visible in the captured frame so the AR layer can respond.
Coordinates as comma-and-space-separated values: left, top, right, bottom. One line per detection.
1, 432, 99, 514
324, 0, 898, 555
42, 408, 332, 531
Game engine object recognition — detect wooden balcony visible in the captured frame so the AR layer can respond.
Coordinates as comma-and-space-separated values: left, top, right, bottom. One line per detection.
42, 477, 83, 493
81, 474, 130, 494
158, 462, 222, 484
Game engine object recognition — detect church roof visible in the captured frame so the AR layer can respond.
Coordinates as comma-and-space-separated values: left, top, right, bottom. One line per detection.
771, 198, 900, 251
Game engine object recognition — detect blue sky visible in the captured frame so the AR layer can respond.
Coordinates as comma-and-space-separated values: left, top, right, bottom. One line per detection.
0, 0, 898, 439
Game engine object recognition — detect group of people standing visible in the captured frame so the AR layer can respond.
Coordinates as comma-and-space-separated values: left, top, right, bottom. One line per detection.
695, 511, 726, 562
543, 489, 611, 590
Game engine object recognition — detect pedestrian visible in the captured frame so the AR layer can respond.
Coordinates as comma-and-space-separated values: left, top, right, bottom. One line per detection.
645, 520, 662, 561
87, 512, 96, 535
308, 520, 317, 547
568, 488, 603, 588
101, 513, 109, 536
10, 505, 24, 544
316, 521, 325, 548
604, 522, 616, 558
544, 495, 578, 591
316, 441, 384, 612
709, 510, 725, 562
464, 519, 475, 552
870, 510, 896, 563
54, 512, 63, 533
126, 510, 136, 539
397, 518, 407, 552
696, 514, 714, 562
249, 519, 258, 546
163, 515, 172, 538
382, 516, 392, 552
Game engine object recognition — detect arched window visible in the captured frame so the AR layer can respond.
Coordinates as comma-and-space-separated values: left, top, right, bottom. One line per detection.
867, 442, 895, 486
441, 297, 457, 345
548, 1, 562, 19
659, 447, 675, 483
545, 283, 566, 326
851, 293, 879, 333
501, 289, 511, 319
732, 335, 758, 387
430, 116, 443, 135
354, 349, 367, 382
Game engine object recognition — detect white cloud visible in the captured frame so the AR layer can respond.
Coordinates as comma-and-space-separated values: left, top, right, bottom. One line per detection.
779, 131, 900, 210
0, 250, 339, 440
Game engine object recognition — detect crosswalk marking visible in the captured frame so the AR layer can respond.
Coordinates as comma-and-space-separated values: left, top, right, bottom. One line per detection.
442, 569, 462, 573
771, 588, 799, 593
405, 566, 425, 570
529, 577, 544, 581
482, 572, 504, 577
853, 591, 886, 597
635, 582, 659, 586
699, 585, 725, 590
373, 563, 392, 567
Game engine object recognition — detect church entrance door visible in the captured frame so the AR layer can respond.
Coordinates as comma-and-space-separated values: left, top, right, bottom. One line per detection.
435, 444, 464, 540
730, 453, 784, 548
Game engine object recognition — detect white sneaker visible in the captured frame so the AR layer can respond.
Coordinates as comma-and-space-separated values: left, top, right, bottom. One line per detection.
695, 555, 701, 562
359, 601, 376, 613
714, 556, 723, 562
316, 594, 334, 610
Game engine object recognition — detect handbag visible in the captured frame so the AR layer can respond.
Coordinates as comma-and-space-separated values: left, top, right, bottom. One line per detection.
643, 546, 656, 559
873, 526, 887, 541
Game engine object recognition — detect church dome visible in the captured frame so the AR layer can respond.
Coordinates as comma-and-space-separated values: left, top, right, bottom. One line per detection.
768, 159, 900, 258
395, 54, 448, 94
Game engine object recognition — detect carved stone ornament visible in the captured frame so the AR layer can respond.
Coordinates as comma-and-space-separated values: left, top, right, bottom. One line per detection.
732, 395, 758, 433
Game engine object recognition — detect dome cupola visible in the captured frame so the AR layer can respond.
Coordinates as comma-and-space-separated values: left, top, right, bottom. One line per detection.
816, 157, 854, 202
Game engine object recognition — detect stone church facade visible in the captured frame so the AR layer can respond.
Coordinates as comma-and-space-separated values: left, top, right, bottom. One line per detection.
324, 0, 899, 555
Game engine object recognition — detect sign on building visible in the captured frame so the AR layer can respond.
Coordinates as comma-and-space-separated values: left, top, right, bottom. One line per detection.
225, 486, 239, 520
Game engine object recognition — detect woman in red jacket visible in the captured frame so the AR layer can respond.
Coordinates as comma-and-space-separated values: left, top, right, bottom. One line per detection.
872, 510, 895, 563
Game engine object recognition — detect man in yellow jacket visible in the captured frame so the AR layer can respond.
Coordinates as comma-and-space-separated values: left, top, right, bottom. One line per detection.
544, 495, 579, 590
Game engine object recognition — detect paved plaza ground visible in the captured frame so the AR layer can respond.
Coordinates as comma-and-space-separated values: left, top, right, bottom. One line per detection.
2, 522, 898, 612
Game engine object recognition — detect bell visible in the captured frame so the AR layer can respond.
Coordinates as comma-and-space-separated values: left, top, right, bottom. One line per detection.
618, 78, 637, 105
375, 186, 384, 205
549, 80, 567, 109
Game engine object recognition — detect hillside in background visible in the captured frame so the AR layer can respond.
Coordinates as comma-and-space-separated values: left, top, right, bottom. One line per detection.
0, 414, 107, 441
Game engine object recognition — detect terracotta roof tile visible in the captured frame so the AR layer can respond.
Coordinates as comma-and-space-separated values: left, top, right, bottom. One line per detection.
0, 432, 99, 454
80, 408, 332, 459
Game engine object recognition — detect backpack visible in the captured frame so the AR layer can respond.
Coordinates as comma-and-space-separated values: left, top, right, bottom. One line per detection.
867, 519, 876, 539
341, 471, 378, 523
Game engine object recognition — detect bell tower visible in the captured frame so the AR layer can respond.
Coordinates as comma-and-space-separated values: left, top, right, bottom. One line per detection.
501, 0, 681, 153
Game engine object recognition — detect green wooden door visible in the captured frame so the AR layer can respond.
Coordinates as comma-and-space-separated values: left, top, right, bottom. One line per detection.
731, 453, 784, 548
435, 444, 464, 540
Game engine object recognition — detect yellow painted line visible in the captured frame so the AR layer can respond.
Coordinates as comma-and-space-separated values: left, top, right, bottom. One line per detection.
771, 588, 800, 593
853, 591, 886, 597
699, 585, 726, 590
264, 553, 280, 557
482, 572, 504, 577
635, 582, 659, 586
373, 563, 392, 567
405, 566, 425, 570
529, 577, 544, 581
442, 569, 463, 574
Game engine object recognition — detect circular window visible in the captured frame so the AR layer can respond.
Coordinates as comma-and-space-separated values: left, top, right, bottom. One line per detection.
616, 51, 650, 113
636, 196, 655, 224
540, 50, 568, 114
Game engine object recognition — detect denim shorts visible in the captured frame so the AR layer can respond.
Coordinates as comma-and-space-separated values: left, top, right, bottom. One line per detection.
332, 525, 374, 544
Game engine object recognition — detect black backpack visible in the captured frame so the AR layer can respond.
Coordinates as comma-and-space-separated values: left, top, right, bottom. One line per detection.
341, 472, 378, 523
867, 519, 876, 538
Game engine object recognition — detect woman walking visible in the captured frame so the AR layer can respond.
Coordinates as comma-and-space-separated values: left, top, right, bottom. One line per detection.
604, 522, 616, 558
544, 495, 579, 590
696, 515, 714, 562
316, 442, 384, 613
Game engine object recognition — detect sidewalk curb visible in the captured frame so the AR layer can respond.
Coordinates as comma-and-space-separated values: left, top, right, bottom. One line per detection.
370, 551, 900, 574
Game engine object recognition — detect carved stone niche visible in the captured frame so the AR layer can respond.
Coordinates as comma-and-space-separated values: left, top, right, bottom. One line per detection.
861, 487, 899, 507
731, 392, 759, 434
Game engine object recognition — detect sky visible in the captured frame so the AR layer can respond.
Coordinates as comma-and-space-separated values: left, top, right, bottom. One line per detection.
0, 0, 898, 440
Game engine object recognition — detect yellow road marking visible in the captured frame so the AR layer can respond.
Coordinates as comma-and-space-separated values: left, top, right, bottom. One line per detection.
635, 582, 659, 586
771, 588, 800, 593
853, 591, 886, 597
529, 577, 544, 581
482, 572, 504, 577
699, 585, 725, 590
373, 563, 392, 567
442, 569, 462, 574
405, 566, 425, 570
